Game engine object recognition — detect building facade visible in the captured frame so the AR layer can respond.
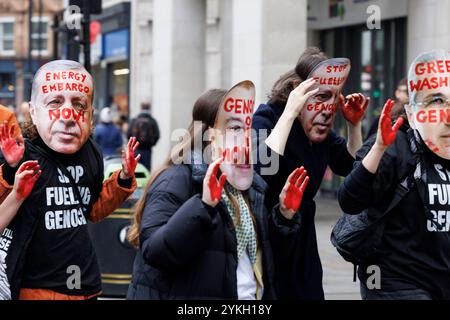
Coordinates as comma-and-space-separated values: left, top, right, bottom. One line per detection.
0, 0, 62, 109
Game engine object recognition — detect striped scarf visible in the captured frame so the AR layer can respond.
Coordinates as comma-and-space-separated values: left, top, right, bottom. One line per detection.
221, 185, 257, 264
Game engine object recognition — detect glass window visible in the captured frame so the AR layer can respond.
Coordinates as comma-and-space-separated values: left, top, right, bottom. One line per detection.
0, 21, 14, 54
31, 18, 49, 53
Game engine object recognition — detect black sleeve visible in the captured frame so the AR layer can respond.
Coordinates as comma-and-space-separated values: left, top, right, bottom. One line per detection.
267, 204, 302, 278
268, 204, 301, 244
117, 175, 132, 188
337, 135, 397, 214
328, 130, 355, 177
139, 189, 217, 271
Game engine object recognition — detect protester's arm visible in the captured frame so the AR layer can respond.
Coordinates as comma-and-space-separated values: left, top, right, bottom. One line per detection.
140, 158, 226, 270
89, 137, 140, 222
338, 99, 403, 214
0, 121, 25, 168
346, 121, 363, 158
362, 99, 403, 174
340, 93, 369, 158
88, 170, 137, 222
0, 161, 41, 233
264, 79, 318, 156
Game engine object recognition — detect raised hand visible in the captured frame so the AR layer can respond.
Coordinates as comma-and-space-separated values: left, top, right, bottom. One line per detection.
284, 78, 319, 119
377, 99, 404, 147
13, 160, 41, 201
121, 137, 141, 179
340, 93, 369, 125
202, 156, 227, 207
0, 121, 24, 167
279, 167, 309, 219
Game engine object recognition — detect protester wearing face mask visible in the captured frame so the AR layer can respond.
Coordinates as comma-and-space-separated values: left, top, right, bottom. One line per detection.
126, 81, 309, 300
252, 47, 369, 300
0, 60, 139, 300
338, 49, 450, 300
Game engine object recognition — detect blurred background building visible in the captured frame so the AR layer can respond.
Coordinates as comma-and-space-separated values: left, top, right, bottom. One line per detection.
1, 0, 450, 192
0, 0, 62, 108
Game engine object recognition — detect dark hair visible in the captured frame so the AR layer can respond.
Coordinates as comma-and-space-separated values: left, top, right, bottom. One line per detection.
128, 89, 227, 247
141, 102, 151, 111
268, 69, 300, 104
295, 47, 329, 81
397, 78, 407, 88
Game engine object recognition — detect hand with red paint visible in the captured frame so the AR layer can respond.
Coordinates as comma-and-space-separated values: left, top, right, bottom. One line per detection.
279, 167, 309, 219
13, 160, 41, 202
0, 121, 24, 168
202, 156, 227, 207
376, 99, 404, 147
340, 93, 369, 126
120, 137, 141, 179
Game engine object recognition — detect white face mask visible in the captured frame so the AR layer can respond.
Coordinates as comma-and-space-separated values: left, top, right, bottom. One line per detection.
212, 80, 255, 191
300, 58, 351, 143
30, 68, 94, 154
407, 50, 450, 159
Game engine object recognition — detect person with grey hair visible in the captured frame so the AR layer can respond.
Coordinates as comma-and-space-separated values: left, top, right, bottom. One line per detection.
0, 59, 141, 300
337, 49, 450, 300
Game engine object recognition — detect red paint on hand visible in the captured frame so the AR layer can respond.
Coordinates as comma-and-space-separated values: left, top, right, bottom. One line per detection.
14, 160, 41, 201
0, 121, 24, 167
121, 137, 141, 178
283, 167, 309, 212
379, 99, 404, 146
208, 158, 227, 202
340, 93, 369, 125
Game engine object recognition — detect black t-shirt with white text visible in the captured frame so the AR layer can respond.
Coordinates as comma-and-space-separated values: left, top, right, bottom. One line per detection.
20, 138, 103, 296
360, 147, 450, 299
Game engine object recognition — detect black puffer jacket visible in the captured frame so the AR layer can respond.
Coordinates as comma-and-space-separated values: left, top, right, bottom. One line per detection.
127, 157, 300, 300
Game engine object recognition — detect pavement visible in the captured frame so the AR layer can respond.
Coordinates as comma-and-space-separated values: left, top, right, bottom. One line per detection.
315, 196, 361, 300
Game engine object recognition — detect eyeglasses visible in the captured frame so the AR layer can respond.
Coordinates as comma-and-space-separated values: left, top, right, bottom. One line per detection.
410, 97, 450, 109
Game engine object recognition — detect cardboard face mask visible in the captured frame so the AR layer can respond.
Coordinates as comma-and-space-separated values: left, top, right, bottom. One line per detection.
213, 80, 255, 191
407, 50, 450, 159
30, 67, 94, 154
300, 58, 351, 143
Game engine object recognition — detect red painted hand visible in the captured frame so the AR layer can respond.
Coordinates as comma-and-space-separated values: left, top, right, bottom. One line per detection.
14, 160, 41, 201
378, 99, 404, 146
121, 137, 141, 179
202, 157, 227, 207
279, 167, 309, 219
340, 93, 369, 125
0, 121, 24, 167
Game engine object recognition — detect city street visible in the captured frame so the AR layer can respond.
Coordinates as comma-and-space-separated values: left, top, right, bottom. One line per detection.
316, 196, 361, 300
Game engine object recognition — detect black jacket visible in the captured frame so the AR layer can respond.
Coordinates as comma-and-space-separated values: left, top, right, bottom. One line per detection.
0, 138, 104, 300
252, 101, 355, 300
338, 127, 450, 299
126, 156, 300, 300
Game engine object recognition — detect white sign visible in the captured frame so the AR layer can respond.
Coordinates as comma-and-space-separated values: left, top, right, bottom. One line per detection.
308, 0, 407, 30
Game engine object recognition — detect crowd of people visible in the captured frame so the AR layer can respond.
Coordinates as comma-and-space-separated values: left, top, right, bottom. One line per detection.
0, 46, 449, 300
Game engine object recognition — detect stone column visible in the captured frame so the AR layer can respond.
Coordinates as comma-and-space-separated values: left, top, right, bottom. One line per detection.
152, 0, 206, 168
